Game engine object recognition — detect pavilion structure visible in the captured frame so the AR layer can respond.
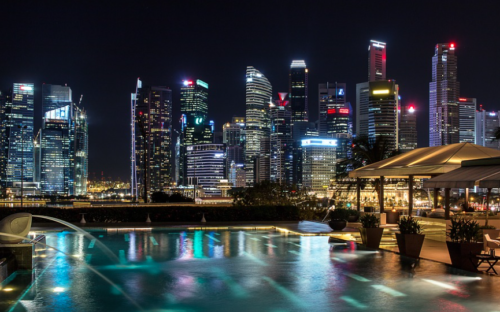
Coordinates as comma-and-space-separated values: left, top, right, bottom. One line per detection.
424, 157, 500, 219
348, 143, 500, 216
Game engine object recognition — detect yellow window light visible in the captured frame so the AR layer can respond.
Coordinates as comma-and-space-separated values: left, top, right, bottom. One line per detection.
372, 89, 390, 95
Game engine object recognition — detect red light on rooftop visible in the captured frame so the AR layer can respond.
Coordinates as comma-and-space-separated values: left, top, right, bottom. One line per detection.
450, 43, 455, 48
459, 98, 467, 102
408, 105, 415, 113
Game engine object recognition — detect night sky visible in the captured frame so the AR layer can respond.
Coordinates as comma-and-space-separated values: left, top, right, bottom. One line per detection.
1, 1, 499, 181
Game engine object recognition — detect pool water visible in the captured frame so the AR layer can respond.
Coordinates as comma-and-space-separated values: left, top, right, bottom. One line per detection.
1, 229, 499, 312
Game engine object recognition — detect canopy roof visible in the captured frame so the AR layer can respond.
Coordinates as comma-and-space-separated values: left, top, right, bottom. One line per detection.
349, 143, 500, 178
423, 157, 500, 188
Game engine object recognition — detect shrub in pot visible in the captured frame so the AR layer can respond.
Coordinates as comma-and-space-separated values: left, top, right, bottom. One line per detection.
328, 208, 349, 231
446, 217, 483, 271
396, 216, 425, 258
347, 209, 360, 222
358, 214, 384, 249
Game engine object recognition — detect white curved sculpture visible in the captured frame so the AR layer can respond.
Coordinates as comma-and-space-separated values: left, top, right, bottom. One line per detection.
0, 213, 32, 244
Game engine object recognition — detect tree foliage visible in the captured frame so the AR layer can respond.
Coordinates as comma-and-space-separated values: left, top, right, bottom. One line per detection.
231, 181, 319, 208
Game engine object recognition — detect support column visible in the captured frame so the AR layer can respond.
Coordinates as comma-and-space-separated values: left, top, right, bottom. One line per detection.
486, 187, 492, 215
408, 175, 414, 216
379, 176, 385, 213
434, 188, 439, 209
356, 178, 361, 212
465, 188, 469, 211
445, 188, 451, 220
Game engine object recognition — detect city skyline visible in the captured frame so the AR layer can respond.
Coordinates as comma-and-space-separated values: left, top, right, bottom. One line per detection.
1, 1, 499, 179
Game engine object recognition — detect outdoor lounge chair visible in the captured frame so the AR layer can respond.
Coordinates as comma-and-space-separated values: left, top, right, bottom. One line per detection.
484, 234, 500, 256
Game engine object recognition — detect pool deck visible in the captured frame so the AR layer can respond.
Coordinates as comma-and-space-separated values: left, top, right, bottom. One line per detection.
30, 219, 499, 274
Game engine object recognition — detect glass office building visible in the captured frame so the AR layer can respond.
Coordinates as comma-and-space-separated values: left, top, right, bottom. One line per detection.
5, 83, 35, 187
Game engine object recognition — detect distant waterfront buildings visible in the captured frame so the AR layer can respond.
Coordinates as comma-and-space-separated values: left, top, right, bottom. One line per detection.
429, 43, 460, 147
245, 66, 272, 186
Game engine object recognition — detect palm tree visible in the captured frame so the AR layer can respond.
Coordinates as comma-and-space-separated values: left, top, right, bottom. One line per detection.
335, 136, 400, 206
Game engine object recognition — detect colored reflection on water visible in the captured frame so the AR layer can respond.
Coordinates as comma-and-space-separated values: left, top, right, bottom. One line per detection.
1, 229, 499, 312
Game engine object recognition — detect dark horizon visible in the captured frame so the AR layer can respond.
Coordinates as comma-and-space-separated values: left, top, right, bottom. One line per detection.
1, 1, 499, 181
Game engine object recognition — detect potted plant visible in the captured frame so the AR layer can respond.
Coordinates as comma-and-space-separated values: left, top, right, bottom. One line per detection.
328, 208, 350, 231
446, 217, 483, 271
359, 214, 384, 248
347, 209, 360, 222
396, 216, 425, 258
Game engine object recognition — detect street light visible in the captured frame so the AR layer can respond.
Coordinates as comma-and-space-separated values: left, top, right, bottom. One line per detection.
17, 125, 27, 207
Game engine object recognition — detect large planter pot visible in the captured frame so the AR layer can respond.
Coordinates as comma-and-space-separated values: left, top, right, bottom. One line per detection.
328, 219, 347, 231
446, 241, 483, 271
348, 215, 359, 222
386, 211, 400, 224
396, 233, 425, 258
359, 228, 384, 249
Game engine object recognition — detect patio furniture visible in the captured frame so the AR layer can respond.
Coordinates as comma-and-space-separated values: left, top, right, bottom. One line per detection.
484, 234, 500, 256
472, 254, 500, 274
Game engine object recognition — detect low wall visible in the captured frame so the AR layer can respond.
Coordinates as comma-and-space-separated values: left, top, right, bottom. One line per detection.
0, 206, 301, 223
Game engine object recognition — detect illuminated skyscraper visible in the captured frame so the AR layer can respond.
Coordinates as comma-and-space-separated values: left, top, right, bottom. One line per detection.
458, 97, 476, 144
186, 144, 226, 196
475, 109, 500, 150
319, 82, 346, 136
40, 84, 72, 194
398, 101, 417, 152
134, 85, 173, 195
73, 105, 88, 195
270, 93, 293, 185
4, 83, 35, 187
356, 81, 399, 151
368, 40, 387, 81
429, 43, 460, 146
302, 139, 337, 198
223, 117, 245, 183
245, 66, 272, 186
179, 79, 212, 186
40, 84, 88, 195
0, 90, 9, 185
289, 60, 309, 140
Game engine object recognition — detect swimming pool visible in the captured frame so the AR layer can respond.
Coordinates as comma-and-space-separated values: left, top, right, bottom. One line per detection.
1, 229, 499, 312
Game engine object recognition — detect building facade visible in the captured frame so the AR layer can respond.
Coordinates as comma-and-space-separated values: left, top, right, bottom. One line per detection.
245, 66, 272, 186
186, 144, 226, 196
475, 109, 500, 149
458, 97, 476, 144
301, 139, 337, 198
429, 43, 460, 147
